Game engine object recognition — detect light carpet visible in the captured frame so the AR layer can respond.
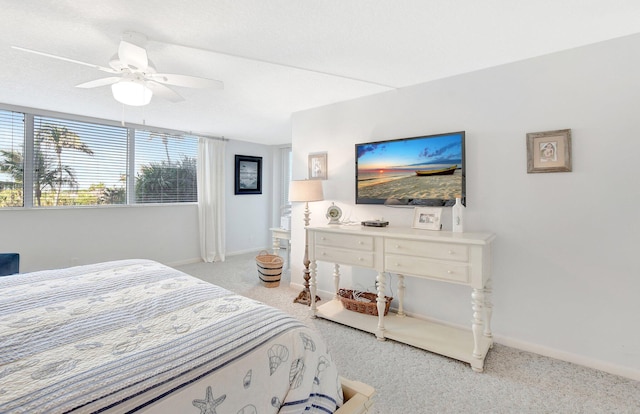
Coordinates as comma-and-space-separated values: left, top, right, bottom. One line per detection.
176, 252, 640, 414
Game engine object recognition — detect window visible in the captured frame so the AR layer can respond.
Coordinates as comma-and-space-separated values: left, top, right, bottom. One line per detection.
134, 130, 198, 203
0, 107, 200, 208
0, 110, 25, 207
32, 115, 128, 207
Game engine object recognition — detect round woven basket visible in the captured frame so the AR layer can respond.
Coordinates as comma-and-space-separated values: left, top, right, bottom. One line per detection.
255, 250, 284, 288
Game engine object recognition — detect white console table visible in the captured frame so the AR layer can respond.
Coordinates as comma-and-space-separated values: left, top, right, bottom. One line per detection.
307, 225, 496, 372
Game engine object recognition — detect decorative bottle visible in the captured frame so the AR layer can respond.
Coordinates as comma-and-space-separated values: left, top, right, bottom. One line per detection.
452, 197, 464, 233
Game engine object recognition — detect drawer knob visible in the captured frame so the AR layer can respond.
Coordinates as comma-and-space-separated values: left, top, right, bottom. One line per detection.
321, 252, 326, 256
395, 263, 400, 267
448, 250, 454, 255
358, 241, 364, 245
321, 237, 326, 240
358, 257, 364, 261
447, 270, 453, 274
395, 245, 401, 249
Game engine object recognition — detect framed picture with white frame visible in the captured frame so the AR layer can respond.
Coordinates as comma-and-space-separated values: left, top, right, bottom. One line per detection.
308, 152, 328, 180
412, 207, 443, 231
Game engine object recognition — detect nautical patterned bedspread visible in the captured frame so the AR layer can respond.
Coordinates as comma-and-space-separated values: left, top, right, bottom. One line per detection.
0, 259, 343, 414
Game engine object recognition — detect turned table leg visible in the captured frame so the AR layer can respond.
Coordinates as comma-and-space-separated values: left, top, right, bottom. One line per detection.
375, 271, 387, 340
310, 260, 318, 317
471, 288, 485, 357
483, 279, 493, 343
471, 288, 485, 372
332, 264, 340, 300
397, 274, 405, 317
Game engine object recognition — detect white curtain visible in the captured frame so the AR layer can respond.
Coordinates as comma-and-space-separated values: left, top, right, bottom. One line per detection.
197, 137, 226, 262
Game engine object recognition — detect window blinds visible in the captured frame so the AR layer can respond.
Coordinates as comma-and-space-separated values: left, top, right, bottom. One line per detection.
134, 130, 198, 203
32, 115, 128, 207
0, 110, 25, 207
1, 107, 203, 209
279, 146, 292, 216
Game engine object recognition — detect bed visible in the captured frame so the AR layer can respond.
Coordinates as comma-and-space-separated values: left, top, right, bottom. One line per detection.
0, 259, 373, 413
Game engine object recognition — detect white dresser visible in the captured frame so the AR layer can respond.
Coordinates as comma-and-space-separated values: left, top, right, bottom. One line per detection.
307, 225, 496, 372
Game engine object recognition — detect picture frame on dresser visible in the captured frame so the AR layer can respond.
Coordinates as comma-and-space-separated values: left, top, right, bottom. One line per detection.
526, 129, 572, 173
412, 207, 442, 230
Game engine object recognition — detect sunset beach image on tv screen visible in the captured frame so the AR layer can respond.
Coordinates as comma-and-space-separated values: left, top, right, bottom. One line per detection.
355, 131, 465, 205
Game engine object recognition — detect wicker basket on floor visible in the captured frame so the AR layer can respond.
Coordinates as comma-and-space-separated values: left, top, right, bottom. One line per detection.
256, 250, 284, 288
337, 288, 392, 316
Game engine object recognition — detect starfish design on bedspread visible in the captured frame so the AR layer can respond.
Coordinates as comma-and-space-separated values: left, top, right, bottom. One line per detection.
192, 386, 226, 414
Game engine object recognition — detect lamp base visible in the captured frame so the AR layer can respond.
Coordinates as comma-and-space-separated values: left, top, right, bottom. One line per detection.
294, 288, 321, 306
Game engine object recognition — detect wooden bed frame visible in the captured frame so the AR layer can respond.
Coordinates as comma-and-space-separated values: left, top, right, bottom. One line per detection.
337, 377, 375, 414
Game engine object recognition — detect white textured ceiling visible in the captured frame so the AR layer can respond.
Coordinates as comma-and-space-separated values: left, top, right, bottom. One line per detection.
2, 1, 640, 145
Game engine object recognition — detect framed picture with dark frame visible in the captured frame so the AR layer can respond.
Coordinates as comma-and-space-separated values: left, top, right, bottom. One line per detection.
234, 155, 262, 194
527, 129, 572, 173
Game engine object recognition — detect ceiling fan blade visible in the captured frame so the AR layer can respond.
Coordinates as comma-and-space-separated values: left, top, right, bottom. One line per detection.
146, 81, 184, 103
118, 40, 148, 71
145, 73, 224, 89
76, 77, 121, 88
11, 46, 118, 74
146, 73, 224, 89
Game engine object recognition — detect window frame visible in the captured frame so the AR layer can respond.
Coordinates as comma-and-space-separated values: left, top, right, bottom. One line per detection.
0, 103, 219, 209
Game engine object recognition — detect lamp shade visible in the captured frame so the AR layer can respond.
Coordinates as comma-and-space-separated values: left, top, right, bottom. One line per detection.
111, 79, 153, 106
289, 180, 324, 202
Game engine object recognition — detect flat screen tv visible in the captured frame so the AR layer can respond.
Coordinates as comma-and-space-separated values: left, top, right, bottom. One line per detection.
355, 131, 465, 206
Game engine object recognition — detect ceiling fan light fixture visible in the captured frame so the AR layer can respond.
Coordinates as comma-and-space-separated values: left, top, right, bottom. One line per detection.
111, 79, 153, 106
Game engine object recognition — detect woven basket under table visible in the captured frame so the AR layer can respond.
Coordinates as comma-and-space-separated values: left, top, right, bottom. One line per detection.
337, 288, 392, 316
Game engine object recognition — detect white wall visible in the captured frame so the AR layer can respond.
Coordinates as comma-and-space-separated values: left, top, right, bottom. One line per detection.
1, 140, 275, 272
224, 139, 275, 254
0, 204, 200, 272
290, 33, 640, 379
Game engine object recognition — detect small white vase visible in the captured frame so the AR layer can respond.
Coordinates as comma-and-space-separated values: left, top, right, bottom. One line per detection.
452, 197, 464, 233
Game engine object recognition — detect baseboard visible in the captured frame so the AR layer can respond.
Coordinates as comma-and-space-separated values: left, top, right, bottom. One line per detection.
166, 257, 202, 267
168, 247, 273, 266
306, 287, 640, 382
495, 335, 640, 382
226, 247, 271, 257
289, 281, 304, 290
169, 247, 277, 267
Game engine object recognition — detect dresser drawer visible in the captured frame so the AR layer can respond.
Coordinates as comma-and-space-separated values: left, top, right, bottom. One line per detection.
385, 254, 469, 283
315, 246, 375, 268
315, 232, 374, 252
385, 238, 469, 262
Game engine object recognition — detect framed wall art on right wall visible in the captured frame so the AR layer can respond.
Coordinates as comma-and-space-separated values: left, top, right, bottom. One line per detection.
526, 129, 572, 173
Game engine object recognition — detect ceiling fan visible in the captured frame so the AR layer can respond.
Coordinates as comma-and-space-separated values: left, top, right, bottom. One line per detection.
12, 31, 224, 106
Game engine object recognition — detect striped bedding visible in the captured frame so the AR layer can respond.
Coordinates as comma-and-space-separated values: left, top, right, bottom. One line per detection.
0, 259, 343, 413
